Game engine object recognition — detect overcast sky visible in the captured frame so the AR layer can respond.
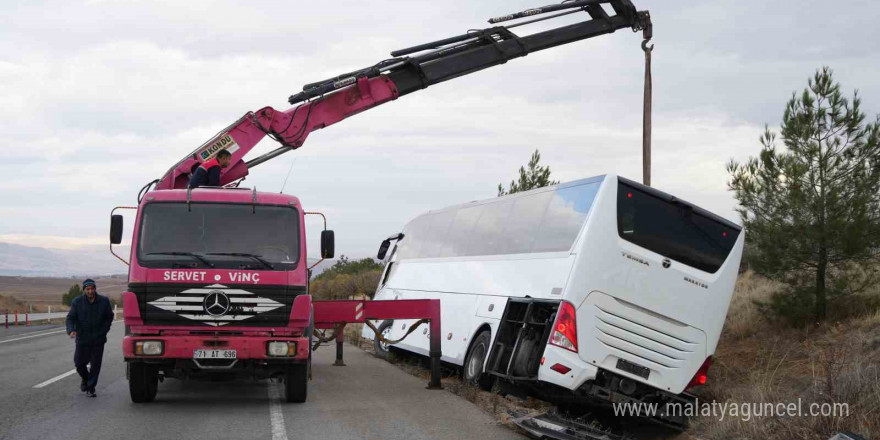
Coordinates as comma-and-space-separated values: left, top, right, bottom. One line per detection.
1, 0, 879, 264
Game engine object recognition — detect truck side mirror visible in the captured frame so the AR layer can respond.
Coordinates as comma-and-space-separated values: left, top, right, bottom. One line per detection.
321, 230, 335, 259
377, 239, 391, 260
110, 214, 124, 245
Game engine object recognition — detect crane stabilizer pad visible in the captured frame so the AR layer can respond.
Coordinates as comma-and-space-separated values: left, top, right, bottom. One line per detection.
509, 411, 623, 440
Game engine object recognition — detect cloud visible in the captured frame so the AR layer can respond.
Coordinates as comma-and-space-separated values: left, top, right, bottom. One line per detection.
0, 0, 878, 265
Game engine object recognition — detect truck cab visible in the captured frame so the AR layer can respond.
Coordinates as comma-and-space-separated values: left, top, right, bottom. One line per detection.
111, 187, 334, 403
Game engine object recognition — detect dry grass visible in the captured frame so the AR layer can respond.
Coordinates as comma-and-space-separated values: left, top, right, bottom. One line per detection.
692, 272, 880, 440
721, 271, 782, 339
0, 275, 127, 313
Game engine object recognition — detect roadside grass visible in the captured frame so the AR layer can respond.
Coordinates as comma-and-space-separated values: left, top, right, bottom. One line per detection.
0, 293, 68, 315
691, 272, 880, 440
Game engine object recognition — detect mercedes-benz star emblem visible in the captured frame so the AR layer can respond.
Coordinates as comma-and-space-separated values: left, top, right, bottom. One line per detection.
203, 291, 231, 316
662, 258, 671, 269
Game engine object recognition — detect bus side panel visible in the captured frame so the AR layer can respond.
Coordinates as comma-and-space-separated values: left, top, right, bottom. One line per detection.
375, 256, 575, 365
380, 289, 482, 365
386, 258, 575, 299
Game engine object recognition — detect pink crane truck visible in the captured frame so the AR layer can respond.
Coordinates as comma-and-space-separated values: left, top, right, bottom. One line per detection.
109, 0, 651, 405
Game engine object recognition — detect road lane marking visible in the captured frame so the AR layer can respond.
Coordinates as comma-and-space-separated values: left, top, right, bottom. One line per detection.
268, 382, 288, 440
0, 329, 68, 345
0, 320, 123, 345
33, 369, 78, 388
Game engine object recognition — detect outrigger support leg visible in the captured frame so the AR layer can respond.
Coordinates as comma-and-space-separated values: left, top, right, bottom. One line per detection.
313, 299, 444, 389
333, 337, 346, 366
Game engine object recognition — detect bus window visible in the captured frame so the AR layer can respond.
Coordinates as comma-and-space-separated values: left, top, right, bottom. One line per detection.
467, 198, 514, 256
442, 206, 482, 258
617, 181, 741, 273
532, 183, 601, 253
497, 191, 553, 254
420, 209, 457, 258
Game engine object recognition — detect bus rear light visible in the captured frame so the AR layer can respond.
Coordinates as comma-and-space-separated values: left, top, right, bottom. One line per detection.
686, 356, 712, 390
548, 301, 578, 353
550, 363, 571, 374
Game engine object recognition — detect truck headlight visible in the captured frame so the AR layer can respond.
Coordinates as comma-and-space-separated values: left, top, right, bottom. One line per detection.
267, 341, 295, 357
135, 340, 164, 356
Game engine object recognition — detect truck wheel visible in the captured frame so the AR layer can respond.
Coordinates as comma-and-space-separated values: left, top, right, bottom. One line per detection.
464, 330, 494, 391
284, 363, 308, 403
129, 363, 158, 403
374, 320, 394, 360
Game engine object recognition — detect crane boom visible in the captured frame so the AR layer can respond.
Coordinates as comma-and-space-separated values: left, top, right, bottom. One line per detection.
155, 0, 650, 190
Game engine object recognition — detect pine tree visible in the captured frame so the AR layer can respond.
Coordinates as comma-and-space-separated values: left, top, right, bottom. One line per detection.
62, 284, 82, 306
497, 149, 559, 196
727, 67, 880, 323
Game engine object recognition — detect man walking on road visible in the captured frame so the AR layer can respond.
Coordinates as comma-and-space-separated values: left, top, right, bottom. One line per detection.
66, 279, 114, 397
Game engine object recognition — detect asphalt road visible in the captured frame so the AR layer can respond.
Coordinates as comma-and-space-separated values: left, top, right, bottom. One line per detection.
0, 324, 524, 440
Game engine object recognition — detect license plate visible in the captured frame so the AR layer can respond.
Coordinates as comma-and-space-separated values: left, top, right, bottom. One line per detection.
193, 349, 237, 359
616, 358, 650, 379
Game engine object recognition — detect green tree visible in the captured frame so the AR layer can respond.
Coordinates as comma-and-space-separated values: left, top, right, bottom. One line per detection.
310, 255, 384, 300
497, 149, 559, 196
62, 284, 82, 306
727, 67, 880, 324
313, 255, 383, 281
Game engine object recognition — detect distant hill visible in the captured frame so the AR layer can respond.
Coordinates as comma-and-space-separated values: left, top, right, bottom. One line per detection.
0, 242, 129, 277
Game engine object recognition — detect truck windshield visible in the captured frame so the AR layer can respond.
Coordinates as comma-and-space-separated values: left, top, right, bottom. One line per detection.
137, 202, 300, 270
617, 181, 741, 273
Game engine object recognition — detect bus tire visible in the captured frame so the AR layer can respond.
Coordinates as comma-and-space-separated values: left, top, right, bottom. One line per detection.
129, 363, 158, 403
284, 363, 308, 403
464, 330, 494, 391
374, 320, 394, 360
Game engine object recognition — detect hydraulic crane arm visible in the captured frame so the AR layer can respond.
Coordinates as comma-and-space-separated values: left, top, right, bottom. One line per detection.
155, 0, 651, 190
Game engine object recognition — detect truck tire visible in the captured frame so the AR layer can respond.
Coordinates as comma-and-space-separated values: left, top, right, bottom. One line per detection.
129, 363, 158, 403
374, 320, 394, 360
463, 330, 494, 391
284, 363, 308, 403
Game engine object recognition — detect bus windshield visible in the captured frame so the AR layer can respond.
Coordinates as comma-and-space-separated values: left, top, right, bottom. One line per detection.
137, 202, 300, 270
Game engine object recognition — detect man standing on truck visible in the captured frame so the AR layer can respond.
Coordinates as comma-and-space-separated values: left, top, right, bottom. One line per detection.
188, 149, 232, 188
66, 279, 114, 398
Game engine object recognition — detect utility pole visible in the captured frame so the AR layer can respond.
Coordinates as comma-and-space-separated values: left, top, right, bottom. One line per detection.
641, 15, 653, 187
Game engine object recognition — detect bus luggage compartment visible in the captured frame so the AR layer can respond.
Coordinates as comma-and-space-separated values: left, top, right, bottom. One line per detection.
485, 298, 559, 380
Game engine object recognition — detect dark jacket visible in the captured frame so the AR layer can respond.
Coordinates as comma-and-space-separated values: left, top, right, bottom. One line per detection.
188, 158, 222, 188
66, 294, 114, 345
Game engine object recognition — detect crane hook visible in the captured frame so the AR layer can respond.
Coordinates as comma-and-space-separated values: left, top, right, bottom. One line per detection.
641, 38, 653, 52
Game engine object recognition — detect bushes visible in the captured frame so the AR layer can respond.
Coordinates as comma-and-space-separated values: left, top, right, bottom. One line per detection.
310, 255, 383, 300
62, 284, 81, 306
695, 273, 880, 440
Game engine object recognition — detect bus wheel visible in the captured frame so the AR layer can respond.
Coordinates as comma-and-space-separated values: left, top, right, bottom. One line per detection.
464, 330, 494, 391
285, 363, 308, 403
374, 320, 394, 360
129, 363, 158, 403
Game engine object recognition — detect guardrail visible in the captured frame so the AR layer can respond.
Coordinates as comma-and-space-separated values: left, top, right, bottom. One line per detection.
3, 306, 121, 328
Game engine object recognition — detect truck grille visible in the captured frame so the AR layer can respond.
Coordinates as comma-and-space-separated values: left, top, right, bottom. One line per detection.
129, 283, 305, 327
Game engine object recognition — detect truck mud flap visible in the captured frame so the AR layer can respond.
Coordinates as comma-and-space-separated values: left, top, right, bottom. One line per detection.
510, 411, 623, 440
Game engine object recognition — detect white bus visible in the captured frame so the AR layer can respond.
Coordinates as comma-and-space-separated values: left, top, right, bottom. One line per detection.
365, 175, 743, 427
